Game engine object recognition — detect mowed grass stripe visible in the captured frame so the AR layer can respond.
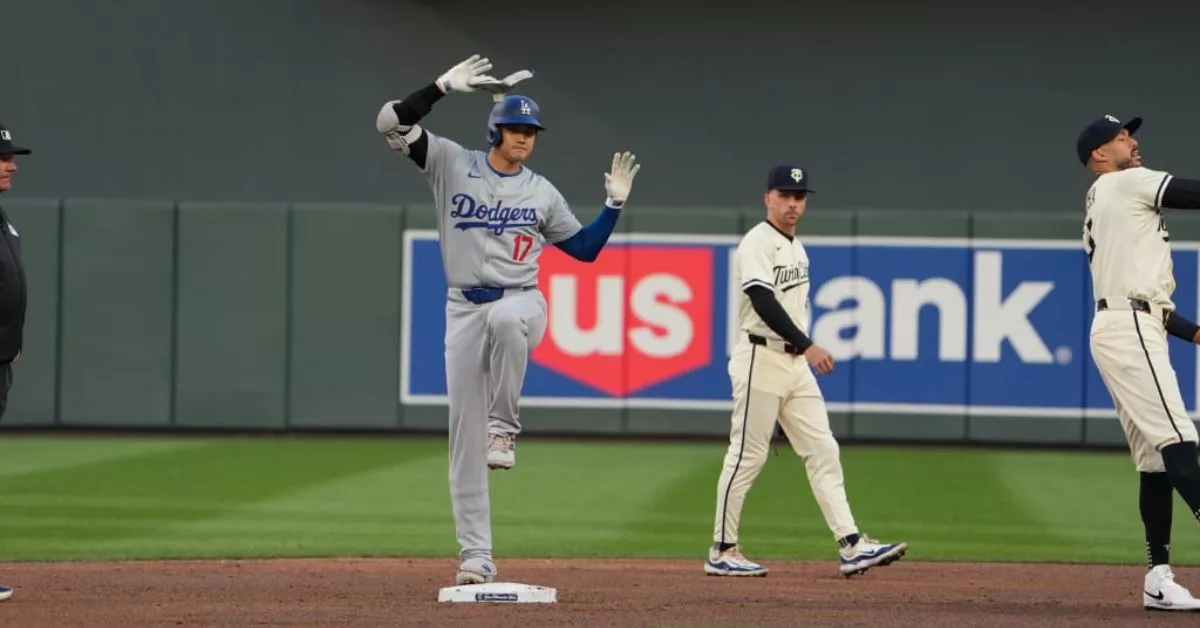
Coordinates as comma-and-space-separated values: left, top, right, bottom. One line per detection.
0, 436, 204, 477
485, 440, 732, 558
0, 437, 443, 560
991, 449, 1200, 565
2, 436, 1196, 566
103, 461, 457, 560
27, 439, 709, 560
624, 445, 1118, 563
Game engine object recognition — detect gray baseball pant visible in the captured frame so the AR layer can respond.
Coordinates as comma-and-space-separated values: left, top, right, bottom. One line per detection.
443, 287, 547, 560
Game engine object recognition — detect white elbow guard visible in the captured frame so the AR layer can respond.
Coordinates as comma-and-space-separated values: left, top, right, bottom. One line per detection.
384, 124, 423, 155
376, 100, 423, 154
376, 100, 411, 135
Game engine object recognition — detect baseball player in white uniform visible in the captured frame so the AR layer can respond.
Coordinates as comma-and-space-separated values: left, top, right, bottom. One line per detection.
375, 54, 641, 585
1078, 114, 1200, 612
705, 165, 908, 578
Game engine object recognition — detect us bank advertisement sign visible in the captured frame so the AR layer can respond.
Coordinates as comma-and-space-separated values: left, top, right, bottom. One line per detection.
401, 230, 1200, 418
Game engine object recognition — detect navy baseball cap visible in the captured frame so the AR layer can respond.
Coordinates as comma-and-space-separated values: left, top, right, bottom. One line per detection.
0, 124, 31, 156
767, 165, 813, 193
1076, 114, 1140, 165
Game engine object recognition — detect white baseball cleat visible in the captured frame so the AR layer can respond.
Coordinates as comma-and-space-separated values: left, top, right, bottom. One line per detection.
839, 535, 908, 578
487, 434, 515, 470
0, 585, 11, 602
705, 545, 768, 577
456, 556, 497, 585
1144, 565, 1200, 611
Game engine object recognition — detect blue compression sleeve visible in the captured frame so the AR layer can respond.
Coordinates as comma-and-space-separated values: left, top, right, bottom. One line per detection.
554, 204, 622, 262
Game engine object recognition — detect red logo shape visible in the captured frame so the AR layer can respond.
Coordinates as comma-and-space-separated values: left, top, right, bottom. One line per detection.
533, 245, 713, 396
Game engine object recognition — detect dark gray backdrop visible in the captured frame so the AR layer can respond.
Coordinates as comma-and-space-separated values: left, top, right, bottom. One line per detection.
3, 0, 1198, 213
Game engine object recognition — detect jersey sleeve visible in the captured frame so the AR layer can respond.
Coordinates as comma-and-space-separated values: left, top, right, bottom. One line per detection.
540, 186, 583, 244
1118, 167, 1174, 210
737, 235, 775, 293
420, 130, 470, 184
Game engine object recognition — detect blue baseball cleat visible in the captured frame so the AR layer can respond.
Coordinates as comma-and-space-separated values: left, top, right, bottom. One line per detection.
705, 545, 768, 577
839, 535, 908, 577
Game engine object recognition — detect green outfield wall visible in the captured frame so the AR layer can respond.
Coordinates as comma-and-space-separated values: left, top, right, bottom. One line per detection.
4, 198, 1200, 449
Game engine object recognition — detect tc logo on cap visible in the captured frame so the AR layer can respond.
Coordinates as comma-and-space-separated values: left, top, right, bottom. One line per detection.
1104, 114, 1119, 123
790, 168, 804, 182
0, 130, 10, 141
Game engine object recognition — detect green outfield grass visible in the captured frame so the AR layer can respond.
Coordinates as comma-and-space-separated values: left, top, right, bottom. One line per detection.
0, 434, 1195, 566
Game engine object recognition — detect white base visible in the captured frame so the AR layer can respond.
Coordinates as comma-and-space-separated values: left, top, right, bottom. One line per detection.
438, 582, 557, 604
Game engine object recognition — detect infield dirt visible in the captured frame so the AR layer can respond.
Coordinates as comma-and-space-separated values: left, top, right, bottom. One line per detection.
1, 557, 1197, 626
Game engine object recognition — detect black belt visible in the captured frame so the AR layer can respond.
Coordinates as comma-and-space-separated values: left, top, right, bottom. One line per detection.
748, 334, 804, 356
1097, 297, 1170, 323
460, 285, 536, 305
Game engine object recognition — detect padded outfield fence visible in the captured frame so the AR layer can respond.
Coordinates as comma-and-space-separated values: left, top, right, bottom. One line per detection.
3, 198, 1200, 450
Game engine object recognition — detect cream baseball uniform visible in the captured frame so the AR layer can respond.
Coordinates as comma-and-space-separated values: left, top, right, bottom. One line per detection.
1085, 166, 1199, 472
712, 221, 858, 545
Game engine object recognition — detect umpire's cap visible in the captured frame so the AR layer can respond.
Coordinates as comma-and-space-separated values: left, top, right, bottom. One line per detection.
767, 165, 813, 193
0, 124, 32, 157
1076, 114, 1140, 165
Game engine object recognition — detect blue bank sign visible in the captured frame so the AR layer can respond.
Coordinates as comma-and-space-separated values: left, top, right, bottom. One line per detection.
401, 231, 1200, 418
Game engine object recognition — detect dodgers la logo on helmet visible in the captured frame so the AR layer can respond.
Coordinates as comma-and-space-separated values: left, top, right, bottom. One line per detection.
486, 94, 546, 146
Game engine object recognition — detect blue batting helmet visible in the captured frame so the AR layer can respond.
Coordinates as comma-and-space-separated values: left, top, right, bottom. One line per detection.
486, 95, 545, 146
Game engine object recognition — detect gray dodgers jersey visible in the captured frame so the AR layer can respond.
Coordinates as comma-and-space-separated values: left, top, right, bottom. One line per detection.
421, 131, 583, 289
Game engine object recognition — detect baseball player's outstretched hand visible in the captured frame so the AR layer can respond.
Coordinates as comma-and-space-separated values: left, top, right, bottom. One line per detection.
805, 344, 835, 375
436, 54, 497, 94
605, 151, 641, 207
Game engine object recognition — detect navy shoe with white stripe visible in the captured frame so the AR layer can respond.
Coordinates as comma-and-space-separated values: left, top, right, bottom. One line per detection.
839, 535, 908, 577
0, 585, 12, 602
705, 545, 768, 577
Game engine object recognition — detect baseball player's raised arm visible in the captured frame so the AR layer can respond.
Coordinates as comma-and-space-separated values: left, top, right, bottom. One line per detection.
549, 153, 640, 262
375, 83, 444, 169
1162, 177, 1200, 209
554, 202, 624, 261
553, 205, 621, 262
375, 54, 494, 171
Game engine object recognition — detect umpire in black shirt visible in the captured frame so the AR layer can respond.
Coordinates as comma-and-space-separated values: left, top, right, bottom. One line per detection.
0, 122, 29, 603
0, 123, 30, 426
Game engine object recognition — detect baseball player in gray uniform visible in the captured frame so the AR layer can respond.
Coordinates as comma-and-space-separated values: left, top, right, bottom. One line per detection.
1078, 113, 1200, 611
376, 54, 641, 586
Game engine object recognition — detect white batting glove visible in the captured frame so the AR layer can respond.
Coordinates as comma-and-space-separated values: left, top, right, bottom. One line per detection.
472, 70, 535, 102
604, 152, 641, 207
435, 54, 496, 94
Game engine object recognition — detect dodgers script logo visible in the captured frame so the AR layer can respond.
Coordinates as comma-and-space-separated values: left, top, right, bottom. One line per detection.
450, 193, 539, 235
